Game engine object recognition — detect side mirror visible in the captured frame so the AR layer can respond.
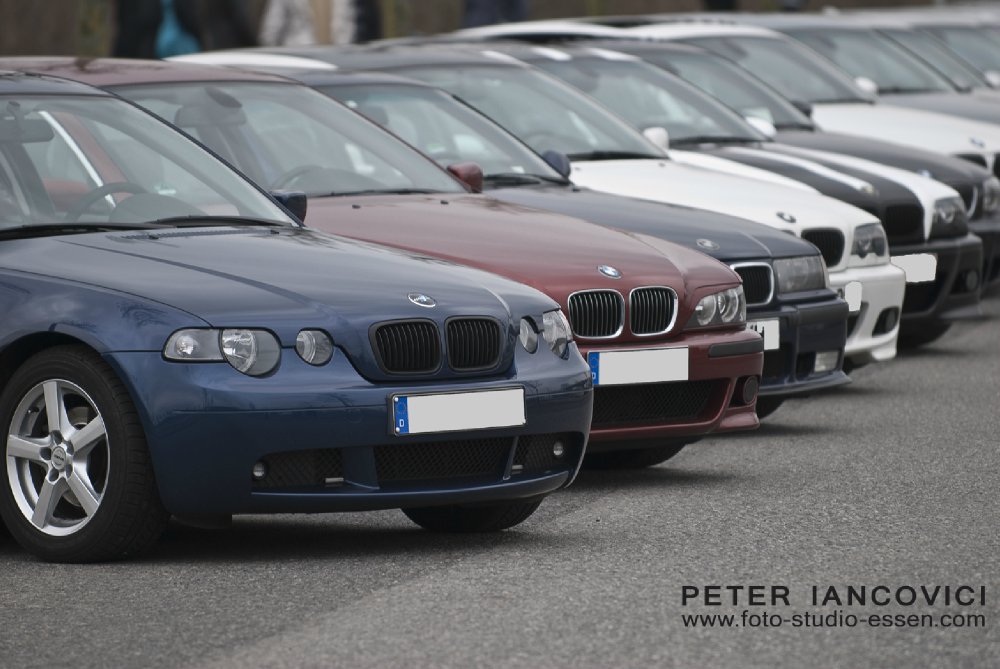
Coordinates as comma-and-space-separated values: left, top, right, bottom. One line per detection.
541, 150, 572, 179
642, 126, 670, 152
854, 76, 879, 97
447, 162, 484, 193
744, 116, 777, 138
271, 190, 308, 222
985, 70, 1000, 88
791, 99, 814, 117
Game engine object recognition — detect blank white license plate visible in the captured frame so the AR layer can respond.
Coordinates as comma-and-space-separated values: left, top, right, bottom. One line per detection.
588, 347, 688, 386
892, 253, 937, 283
748, 319, 780, 350
392, 387, 525, 436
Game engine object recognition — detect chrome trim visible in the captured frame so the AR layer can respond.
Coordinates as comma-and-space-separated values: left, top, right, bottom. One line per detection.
628, 286, 679, 337
729, 262, 775, 307
566, 289, 625, 340
966, 185, 979, 217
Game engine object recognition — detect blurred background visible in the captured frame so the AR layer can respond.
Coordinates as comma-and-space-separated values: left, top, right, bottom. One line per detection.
0, 0, 938, 58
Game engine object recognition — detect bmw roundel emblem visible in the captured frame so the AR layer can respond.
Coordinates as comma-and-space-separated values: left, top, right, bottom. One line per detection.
776, 211, 797, 224
407, 293, 437, 308
598, 265, 622, 279
697, 238, 720, 251
971, 137, 986, 148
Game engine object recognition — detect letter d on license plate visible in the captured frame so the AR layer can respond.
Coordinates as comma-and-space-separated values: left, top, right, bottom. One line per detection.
392, 387, 525, 436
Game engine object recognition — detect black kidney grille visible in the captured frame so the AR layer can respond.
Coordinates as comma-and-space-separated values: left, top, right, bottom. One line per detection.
630, 287, 675, 335
733, 265, 773, 305
956, 153, 988, 168
952, 184, 979, 218
373, 321, 440, 374
375, 438, 511, 485
252, 448, 344, 489
882, 204, 925, 245
447, 318, 502, 371
592, 380, 718, 427
801, 229, 845, 267
568, 290, 624, 338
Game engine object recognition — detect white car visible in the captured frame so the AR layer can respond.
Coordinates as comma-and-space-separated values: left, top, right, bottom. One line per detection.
623, 23, 1000, 170
177, 46, 909, 369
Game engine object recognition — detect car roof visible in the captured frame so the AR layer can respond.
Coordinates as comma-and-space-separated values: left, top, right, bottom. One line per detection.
250, 44, 535, 72
258, 67, 434, 90
0, 57, 291, 89
0, 68, 110, 96
624, 22, 785, 40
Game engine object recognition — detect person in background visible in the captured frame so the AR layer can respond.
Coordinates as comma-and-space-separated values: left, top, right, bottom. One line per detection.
193, 0, 259, 50
260, 0, 379, 47
462, 0, 528, 28
113, 0, 200, 58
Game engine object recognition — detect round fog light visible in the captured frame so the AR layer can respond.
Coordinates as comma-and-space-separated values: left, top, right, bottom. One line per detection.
252, 461, 268, 480
552, 441, 566, 458
742, 376, 759, 405
964, 270, 980, 292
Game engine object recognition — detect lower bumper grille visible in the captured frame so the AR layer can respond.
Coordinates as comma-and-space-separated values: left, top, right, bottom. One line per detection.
592, 380, 718, 428
253, 449, 344, 489
374, 438, 510, 484
513, 433, 580, 475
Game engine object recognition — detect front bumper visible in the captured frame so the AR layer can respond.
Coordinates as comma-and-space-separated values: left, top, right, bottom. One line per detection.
829, 263, 907, 367
893, 233, 984, 332
750, 296, 850, 399
580, 328, 763, 452
970, 214, 1000, 294
105, 346, 593, 516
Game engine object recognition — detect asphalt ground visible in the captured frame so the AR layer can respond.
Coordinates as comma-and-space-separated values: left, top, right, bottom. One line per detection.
1, 294, 997, 669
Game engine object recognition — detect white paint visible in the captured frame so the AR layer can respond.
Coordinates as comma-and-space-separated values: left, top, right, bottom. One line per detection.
398, 388, 525, 435
592, 347, 688, 386
169, 52, 337, 69
892, 254, 938, 283
844, 281, 864, 312
748, 319, 780, 351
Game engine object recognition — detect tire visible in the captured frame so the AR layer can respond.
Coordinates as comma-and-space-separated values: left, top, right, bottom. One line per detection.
0, 346, 168, 562
899, 322, 952, 349
754, 397, 786, 419
403, 497, 544, 533
583, 442, 688, 470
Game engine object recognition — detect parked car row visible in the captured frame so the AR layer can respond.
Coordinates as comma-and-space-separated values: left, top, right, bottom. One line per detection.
0, 5, 996, 562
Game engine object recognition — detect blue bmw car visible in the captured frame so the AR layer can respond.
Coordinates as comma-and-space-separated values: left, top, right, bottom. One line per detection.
0, 72, 593, 562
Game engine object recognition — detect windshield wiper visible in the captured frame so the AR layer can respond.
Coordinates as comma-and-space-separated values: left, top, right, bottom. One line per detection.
331, 188, 441, 197
484, 173, 572, 187
144, 216, 290, 228
773, 122, 816, 131
670, 136, 760, 146
876, 86, 945, 95
0, 222, 163, 240
567, 150, 662, 161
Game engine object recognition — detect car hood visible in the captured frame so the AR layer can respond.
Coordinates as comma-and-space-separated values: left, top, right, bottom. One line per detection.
304, 193, 740, 334
811, 103, 1000, 158
567, 158, 880, 235
882, 92, 1000, 127
0, 226, 553, 338
487, 184, 819, 261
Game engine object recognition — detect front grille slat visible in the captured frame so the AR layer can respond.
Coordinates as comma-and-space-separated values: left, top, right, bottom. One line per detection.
373, 320, 440, 374
882, 204, 924, 245
801, 229, 845, 267
568, 290, 624, 338
732, 265, 773, 306
446, 318, 502, 371
630, 287, 675, 335
375, 437, 512, 484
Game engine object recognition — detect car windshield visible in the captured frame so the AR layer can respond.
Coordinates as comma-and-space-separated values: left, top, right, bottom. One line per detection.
321, 83, 563, 181
399, 63, 664, 161
636, 48, 815, 130
880, 28, 990, 90
921, 26, 1000, 73
114, 81, 465, 198
686, 35, 869, 104
0, 94, 292, 230
789, 29, 955, 94
530, 55, 764, 145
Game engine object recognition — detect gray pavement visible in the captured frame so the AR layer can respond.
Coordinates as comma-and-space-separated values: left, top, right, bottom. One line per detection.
1, 296, 997, 669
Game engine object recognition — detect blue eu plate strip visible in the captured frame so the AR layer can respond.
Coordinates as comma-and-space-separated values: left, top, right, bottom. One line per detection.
588, 352, 600, 386
393, 396, 409, 434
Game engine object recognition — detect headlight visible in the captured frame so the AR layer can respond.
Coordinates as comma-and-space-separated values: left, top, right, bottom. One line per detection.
295, 329, 334, 365
851, 223, 888, 259
690, 286, 746, 327
930, 196, 969, 238
518, 317, 538, 353
163, 328, 281, 376
982, 177, 1000, 214
541, 310, 572, 357
773, 255, 828, 293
